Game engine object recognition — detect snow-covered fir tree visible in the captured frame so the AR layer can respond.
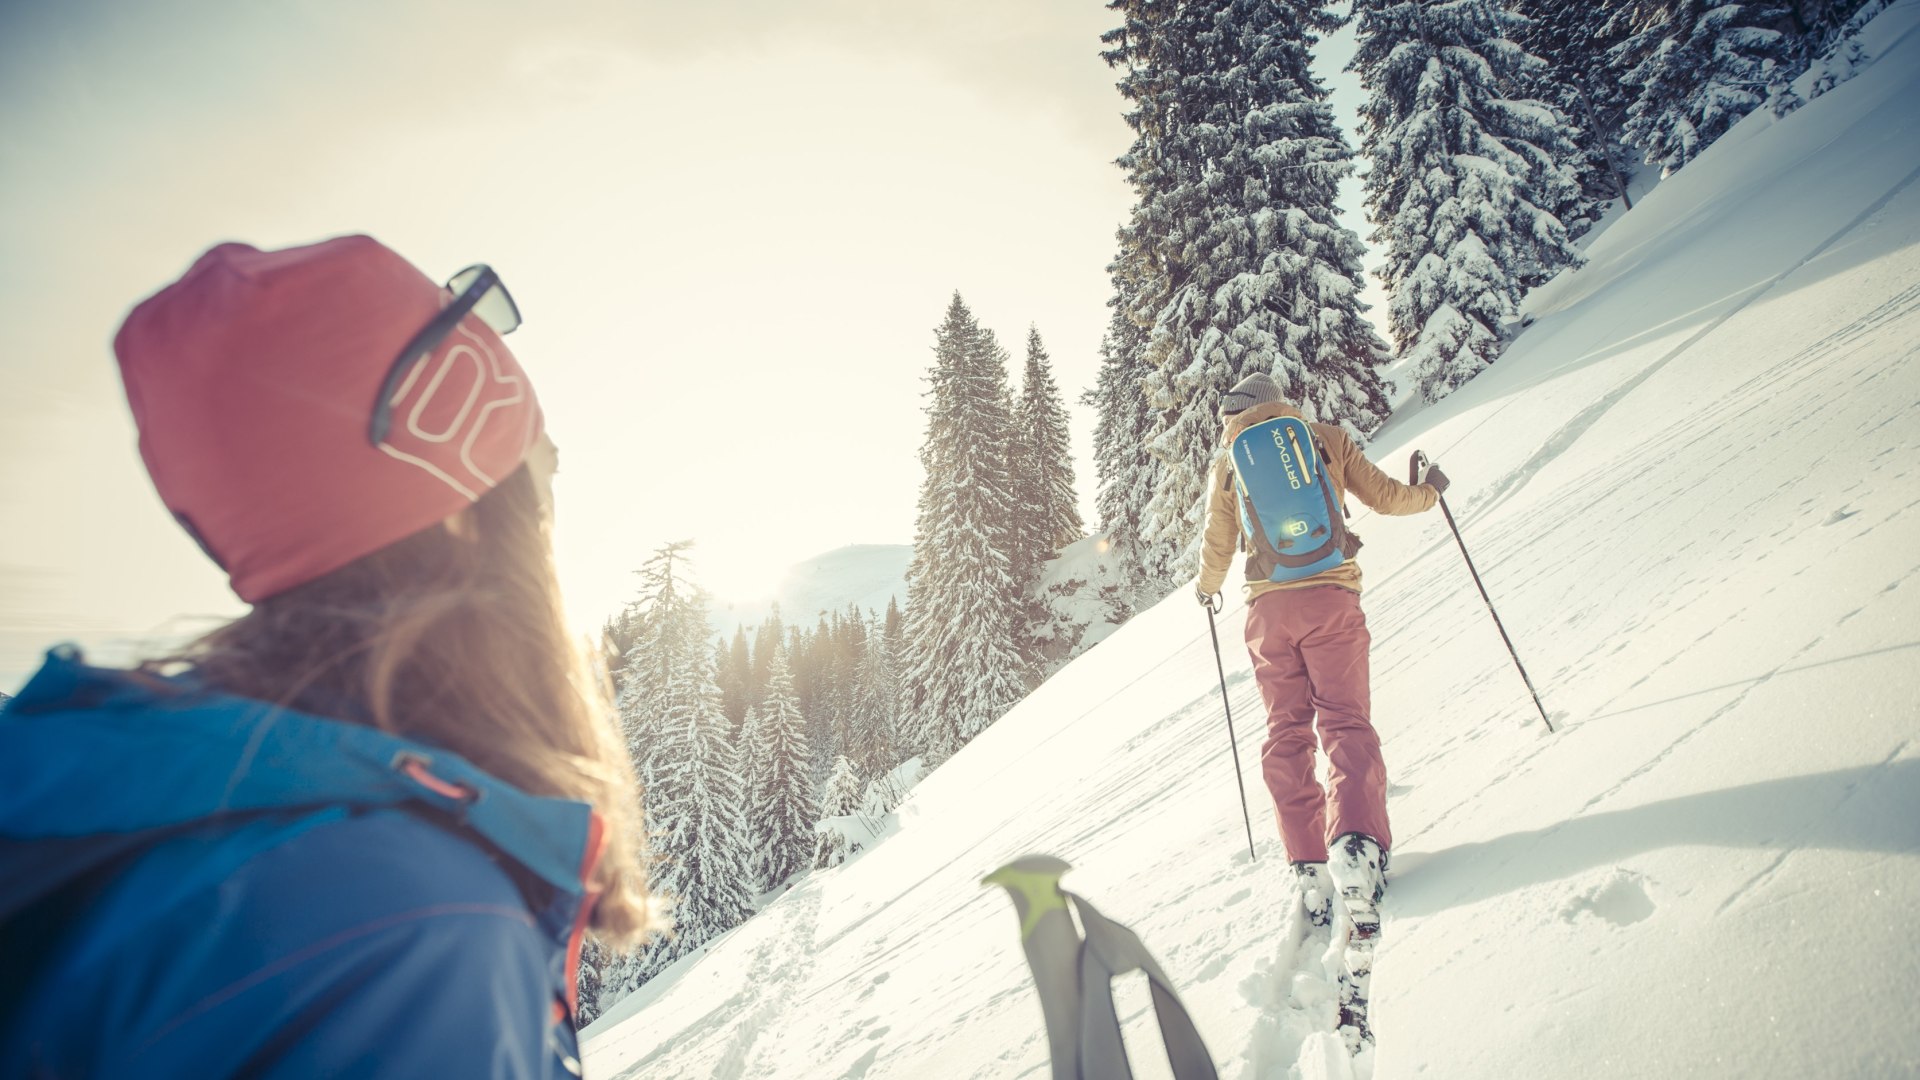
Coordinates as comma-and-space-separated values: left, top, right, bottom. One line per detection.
882, 596, 905, 660
903, 294, 1028, 761
718, 626, 750, 735
614, 543, 695, 792
1792, 0, 1879, 46
577, 934, 611, 1027
820, 754, 864, 818
1012, 326, 1083, 570
812, 754, 868, 869
1351, 0, 1585, 402
614, 542, 754, 979
824, 605, 868, 766
750, 604, 784, 704
1010, 327, 1084, 659
709, 638, 734, 742
740, 642, 817, 892
881, 597, 910, 745
1083, 237, 1173, 598
803, 611, 836, 771
1796, 0, 1889, 103
1616, 0, 1800, 175
1100, 2, 1207, 588
844, 613, 902, 780
1105, 0, 1393, 576
600, 605, 643, 698
1512, 0, 1643, 233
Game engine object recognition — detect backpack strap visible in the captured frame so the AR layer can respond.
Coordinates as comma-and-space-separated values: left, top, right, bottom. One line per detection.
1222, 466, 1248, 554
1310, 436, 1352, 521
1310, 434, 1363, 558
1235, 482, 1290, 565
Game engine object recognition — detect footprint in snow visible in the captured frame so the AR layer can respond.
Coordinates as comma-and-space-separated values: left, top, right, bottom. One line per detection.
839, 1045, 881, 1078
1192, 950, 1233, 983
1823, 507, 1861, 525
1560, 870, 1656, 927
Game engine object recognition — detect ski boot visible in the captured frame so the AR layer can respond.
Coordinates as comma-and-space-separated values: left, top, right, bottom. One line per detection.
1292, 861, 1336, 929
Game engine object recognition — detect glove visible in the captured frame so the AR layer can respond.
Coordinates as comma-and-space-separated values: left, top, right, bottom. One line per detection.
1195, 586, 1221, 612
1423, 464, 1450, 497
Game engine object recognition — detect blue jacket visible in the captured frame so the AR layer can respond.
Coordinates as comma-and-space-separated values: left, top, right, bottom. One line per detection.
0, 648, 603, 1078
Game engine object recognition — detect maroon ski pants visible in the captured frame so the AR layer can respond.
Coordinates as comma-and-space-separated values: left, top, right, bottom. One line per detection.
1243, 585, 1392, 863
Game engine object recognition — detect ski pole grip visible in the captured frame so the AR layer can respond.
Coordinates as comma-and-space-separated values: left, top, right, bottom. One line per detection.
1410, 450, 1430, 486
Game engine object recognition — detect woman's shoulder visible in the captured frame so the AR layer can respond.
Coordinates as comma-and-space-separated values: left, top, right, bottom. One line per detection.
4, 652, 589, 1074
238, 805, 544, 926
1307, 419, 1356, 450
91, 805, 553, 989
36, 808, 560, 1075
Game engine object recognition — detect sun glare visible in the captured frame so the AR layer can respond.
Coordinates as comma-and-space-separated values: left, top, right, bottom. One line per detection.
697, 540, 791, 611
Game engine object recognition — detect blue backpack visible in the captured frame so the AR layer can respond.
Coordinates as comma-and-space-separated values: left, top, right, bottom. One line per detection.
1227, 415, 1357, 583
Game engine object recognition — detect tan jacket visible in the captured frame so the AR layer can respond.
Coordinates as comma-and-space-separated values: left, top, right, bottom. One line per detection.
1197, 401, 1438, 600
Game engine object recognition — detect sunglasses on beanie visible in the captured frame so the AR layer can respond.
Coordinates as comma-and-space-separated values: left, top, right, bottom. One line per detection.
368, 264, 523, 446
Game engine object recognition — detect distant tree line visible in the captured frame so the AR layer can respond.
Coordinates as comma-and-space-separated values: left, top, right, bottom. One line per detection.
579, 554, 911, 1024
579, 310, 1086, 1023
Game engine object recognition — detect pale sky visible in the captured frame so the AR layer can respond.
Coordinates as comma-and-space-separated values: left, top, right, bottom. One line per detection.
0, 0, 1378, 691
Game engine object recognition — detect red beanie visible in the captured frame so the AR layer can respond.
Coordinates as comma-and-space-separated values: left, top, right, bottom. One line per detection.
115, 235, 544, 603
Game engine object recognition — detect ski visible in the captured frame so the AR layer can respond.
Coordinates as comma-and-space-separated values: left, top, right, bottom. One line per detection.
1328, 833, 1386, 1053
1334, 891, 1379, 1051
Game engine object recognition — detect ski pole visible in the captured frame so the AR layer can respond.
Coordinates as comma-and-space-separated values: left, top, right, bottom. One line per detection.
1413, 451, 1555, 734
1204, 597, 1260, 860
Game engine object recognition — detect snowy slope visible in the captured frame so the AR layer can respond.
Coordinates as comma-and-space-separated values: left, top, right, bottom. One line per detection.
709, 544, 911, 635
586, 13, 1920, 1079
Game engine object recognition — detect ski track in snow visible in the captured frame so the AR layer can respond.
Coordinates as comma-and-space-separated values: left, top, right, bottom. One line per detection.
587, 12, 1920, 1078
1712, 736, 1915, 918
602, 884, 828, 1080
1461, 155, 1920, 530
711, 886, 826, 1080
1387, 256, 1920, 846
1384, 228, 1920, 937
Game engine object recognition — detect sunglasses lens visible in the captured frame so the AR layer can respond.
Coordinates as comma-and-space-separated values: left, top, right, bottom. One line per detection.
473, 284, 522, 335
448, 266, 523, 335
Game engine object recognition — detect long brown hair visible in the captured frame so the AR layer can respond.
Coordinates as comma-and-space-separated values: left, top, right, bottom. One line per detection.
153, 466, 654, 943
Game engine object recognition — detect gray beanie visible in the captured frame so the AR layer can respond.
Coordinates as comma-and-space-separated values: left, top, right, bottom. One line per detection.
1219, 372, 1282, 416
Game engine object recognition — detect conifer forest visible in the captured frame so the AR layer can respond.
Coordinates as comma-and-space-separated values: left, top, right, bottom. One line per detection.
581, 0, 1885, 1025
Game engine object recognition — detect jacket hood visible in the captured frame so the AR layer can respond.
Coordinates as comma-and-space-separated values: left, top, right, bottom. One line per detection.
0, 647, 594, 920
